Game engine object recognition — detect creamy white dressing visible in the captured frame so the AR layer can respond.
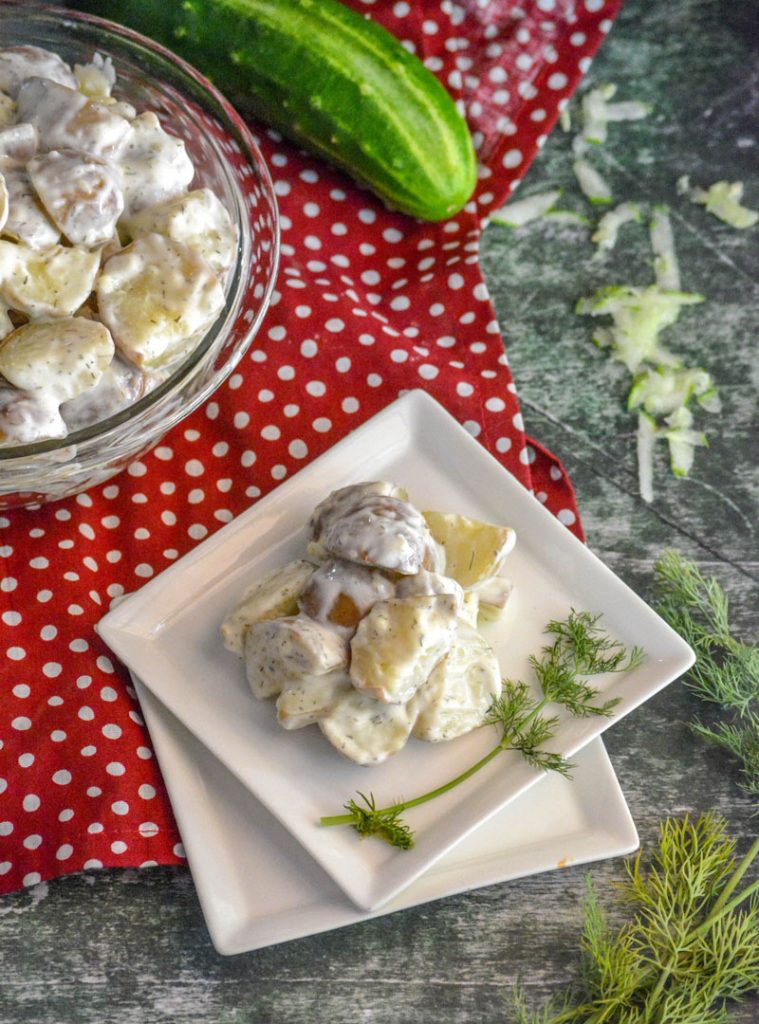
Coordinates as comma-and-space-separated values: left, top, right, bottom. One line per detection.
0, 43, 236, 447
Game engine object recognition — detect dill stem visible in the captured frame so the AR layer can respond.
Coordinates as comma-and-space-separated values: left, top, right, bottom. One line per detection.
320, 742, 505, 827
641, 835, 759, 1022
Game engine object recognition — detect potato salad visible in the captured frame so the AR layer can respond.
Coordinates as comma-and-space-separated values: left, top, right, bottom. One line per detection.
0, 45, 237, 446
222, 483, 516, 765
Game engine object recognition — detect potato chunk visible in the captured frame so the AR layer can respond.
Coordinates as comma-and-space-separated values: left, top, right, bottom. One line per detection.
0, 46, 77, 99
0, 387, 66, 445
2, 169, 60, 249
423, 510, 516, 587
96, 233, 225, 369
0, 318, 114, 402
16, 78, 131, 158
276, 669, 352, 730
350, 593, 458, 704
410, 621, 502, 742
298, 558, 395, 635
28, 150, 123, 248
115, 112, 195, 216
221, 560, 316, 655
123, 188, 237, 274
0, 241, 100, 318
319, 688, 416, 765
243, 617, 348, 700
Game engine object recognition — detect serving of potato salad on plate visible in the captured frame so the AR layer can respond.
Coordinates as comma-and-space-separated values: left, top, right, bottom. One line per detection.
222, 482, 516, 765
0, 44, 237, 446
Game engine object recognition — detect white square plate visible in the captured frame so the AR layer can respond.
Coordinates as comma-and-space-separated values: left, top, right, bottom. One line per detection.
135, 678, 639, 955
98, 390, 693, 912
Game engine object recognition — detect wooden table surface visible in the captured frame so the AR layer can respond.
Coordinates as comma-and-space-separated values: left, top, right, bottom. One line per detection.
2, 2, 757, 1021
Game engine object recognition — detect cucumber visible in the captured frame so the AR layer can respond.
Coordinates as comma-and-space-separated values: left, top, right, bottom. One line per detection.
79, 0, 478, 221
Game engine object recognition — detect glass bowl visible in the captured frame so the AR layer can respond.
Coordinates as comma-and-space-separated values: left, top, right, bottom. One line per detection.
0, 2, 280, 509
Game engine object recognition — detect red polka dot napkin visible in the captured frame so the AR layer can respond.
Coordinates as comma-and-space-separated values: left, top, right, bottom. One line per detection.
0, 0, 619, 894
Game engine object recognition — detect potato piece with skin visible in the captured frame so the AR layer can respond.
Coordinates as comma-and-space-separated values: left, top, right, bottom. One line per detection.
0, 123, 38, 169
60, 354, 150, 432
0, 387, 66, 445
0, 318, 114, 402
221, 559, 316, 654
122, 188, 237, 275
298, 558, 395, 635
423, 510, 516, 588
410, 621, 502, 742
243, 616, 348, 700
0, 46, 77, 98
2, 169, 60, 249
115, 112, 195, 217
319, 688, 416, 765
96, 233, 225, 370
350, 593, 458, 705
16, 78, 131, 158
0, 241, 100, 319
28, 150, 124, 248
276, 669, 353, 730
312, 490, 439, 576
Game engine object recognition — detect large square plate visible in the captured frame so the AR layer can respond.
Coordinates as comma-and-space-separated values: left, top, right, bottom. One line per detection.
135, 679, 639, 955
98, 390, 693, 911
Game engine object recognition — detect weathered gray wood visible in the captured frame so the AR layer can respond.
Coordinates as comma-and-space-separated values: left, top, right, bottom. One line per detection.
1, 1, 757, 1022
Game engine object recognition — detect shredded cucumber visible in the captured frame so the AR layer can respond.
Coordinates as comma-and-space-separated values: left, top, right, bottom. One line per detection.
678, 177, 758, 229
576, 284, 703, 372
490, 189, 562, 228
592, 201, 640, 253
627, 366, 718, 416
649, 206, 681, 290
573, 158, 613, 205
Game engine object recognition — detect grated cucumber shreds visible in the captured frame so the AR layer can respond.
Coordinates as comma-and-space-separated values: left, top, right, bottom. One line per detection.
575, 284, 704, 373
628, 365, 720, 417
592, 201, 641, 253
649, 205, 681, 290
489, 189, 562, 228
573, 158, 613, 205
678, 176, 759, 229
580, 84, 650, 146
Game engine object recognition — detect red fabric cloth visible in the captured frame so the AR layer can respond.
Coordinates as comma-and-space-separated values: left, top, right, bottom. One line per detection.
0, 0, 619, 894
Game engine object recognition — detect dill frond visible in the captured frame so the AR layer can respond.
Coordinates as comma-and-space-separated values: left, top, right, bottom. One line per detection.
655, 551, 759, 796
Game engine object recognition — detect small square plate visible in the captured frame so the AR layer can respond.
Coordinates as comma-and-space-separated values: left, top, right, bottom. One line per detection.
98, 390, 693, 912
136, 679, 639, 955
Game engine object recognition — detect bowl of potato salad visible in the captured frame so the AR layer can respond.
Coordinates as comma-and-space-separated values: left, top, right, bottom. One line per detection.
0, 3, 279, 508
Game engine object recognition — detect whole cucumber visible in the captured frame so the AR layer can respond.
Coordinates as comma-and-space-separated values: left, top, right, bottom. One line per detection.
78, 0, 478, 221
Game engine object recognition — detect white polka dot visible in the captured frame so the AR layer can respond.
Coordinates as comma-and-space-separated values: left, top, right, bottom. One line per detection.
78, 706, 95, 721
7, 646, 26, 661
102, 724, 122, 740
512, 412, 524, 431
342, 397, 360, 414
325, 318, 345, 333
23, 872, 41, 887
24, 835, 42, 850
185, 459, 205, 478
463, 420, 482, 438
570, 31, 587, 45
288, 440, 308, 459
12, 716, 31, 730
111, 840, 128, 853
43, 662, 62, 678
457, 382, 475, 397
335, 357, 351, 373
548, 72, 569, 90
448, 273, 465, 290
0, 821, 13, 836
383, 228, 403, 243
558, 508, 577, 526
519, 445, 537, 465
13, 683, 30, 698
56, 844, 74, 861
18, 754, 34, 768
485, 397, 506, 412
23, 794, 40, 811
111, 801, 129, 815
306, 381, 326, 397
502, 148, 524, 169
80, 745, 97, 757
53, 770, 72, 785
50, 730, 66, 742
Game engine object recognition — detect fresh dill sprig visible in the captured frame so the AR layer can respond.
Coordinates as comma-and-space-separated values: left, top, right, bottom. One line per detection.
320, 610, 642, 848
514, 813, 759, 1023
655, 550, 759, 797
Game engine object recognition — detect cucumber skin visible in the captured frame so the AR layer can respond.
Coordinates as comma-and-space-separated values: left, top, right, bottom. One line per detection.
80, 0, 478, 222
